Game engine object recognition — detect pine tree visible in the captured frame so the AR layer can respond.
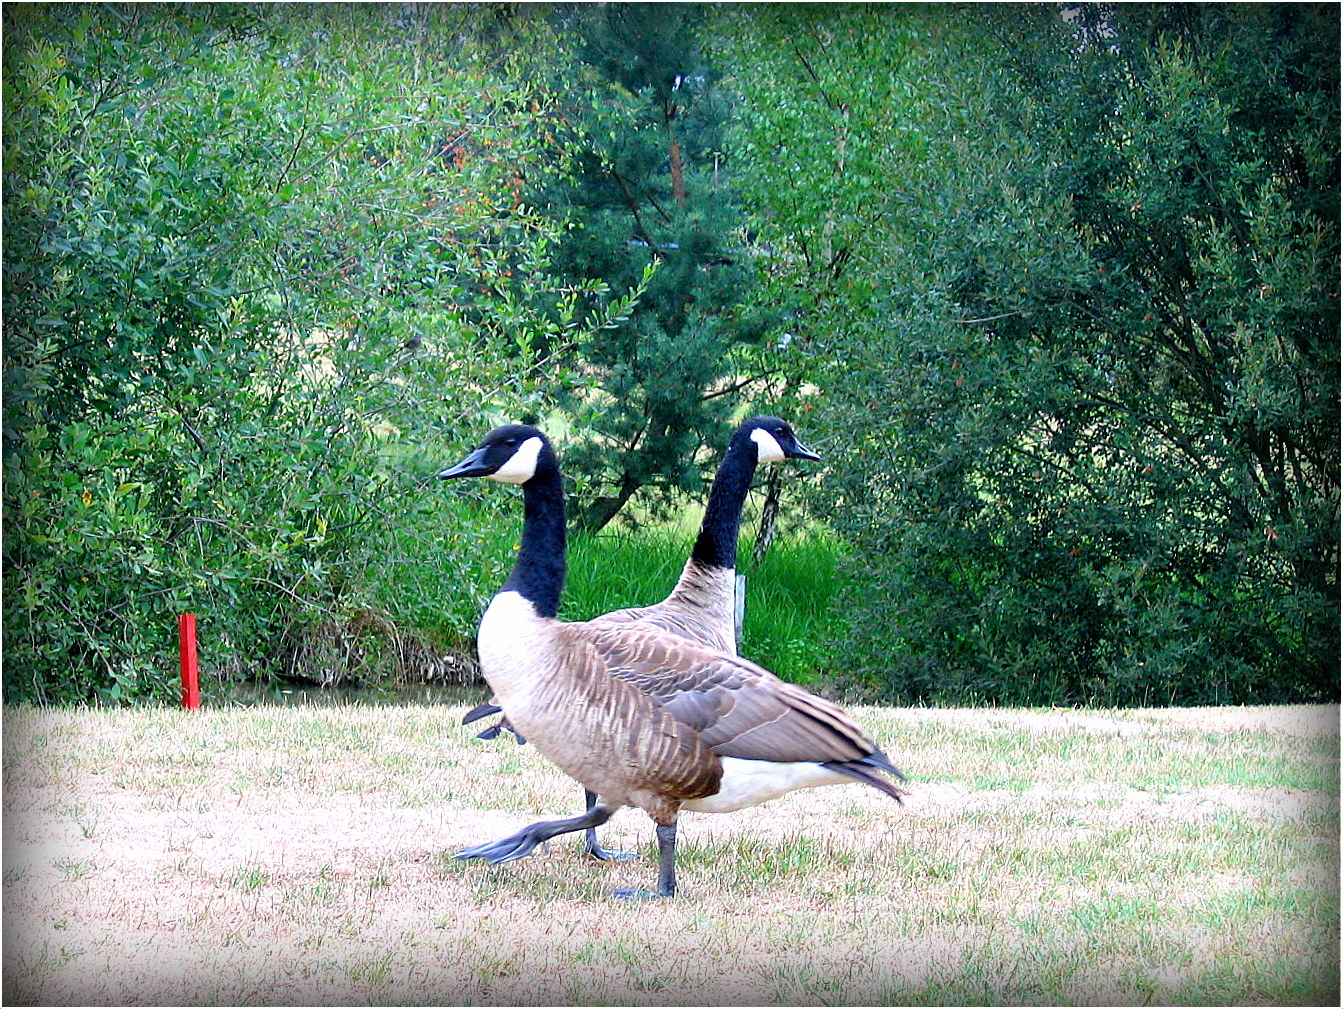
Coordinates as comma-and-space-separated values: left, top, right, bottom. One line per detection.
543, 3, 769, 532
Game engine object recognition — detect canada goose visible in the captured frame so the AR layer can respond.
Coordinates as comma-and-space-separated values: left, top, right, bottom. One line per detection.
438, 424, 905, 899
462, 416, 821, 859
582, 416, 821, 650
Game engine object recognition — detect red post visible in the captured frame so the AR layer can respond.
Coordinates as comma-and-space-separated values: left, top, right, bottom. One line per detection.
179, 613, 200, 709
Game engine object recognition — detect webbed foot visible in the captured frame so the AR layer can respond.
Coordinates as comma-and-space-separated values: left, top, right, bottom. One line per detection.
585, 840, 638, 862
581, 791, 633, 860
612, 886, 673, 900
456, 828, 545, 865
456, 805, 617, 867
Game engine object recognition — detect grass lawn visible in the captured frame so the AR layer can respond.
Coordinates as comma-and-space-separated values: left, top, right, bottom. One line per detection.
2, 701, 1337, 1006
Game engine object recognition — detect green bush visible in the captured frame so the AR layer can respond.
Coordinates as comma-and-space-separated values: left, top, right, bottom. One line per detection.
724, 5, 1338, 706
1, 6, 631, 704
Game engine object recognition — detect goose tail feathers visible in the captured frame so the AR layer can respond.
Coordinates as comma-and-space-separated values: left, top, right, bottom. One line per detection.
822, 752, 908, 804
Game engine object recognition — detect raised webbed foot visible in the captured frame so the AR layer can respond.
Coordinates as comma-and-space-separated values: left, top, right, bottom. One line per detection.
456, 805, 617, 867
455, 828, 545, 865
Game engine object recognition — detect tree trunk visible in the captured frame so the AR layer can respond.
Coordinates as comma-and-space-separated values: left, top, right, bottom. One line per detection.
668, 125, 686, 208
573, 477, 641, 535
750, 466, 783, 570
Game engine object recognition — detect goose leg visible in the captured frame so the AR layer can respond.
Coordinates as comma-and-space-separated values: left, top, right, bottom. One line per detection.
613, 821, 678, 900
456, 804, 614, 865
582, 790, 636, 862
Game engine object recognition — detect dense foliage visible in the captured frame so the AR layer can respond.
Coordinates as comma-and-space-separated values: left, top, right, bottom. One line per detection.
5, 3, 1337, 706
2, 4, 636, 702
721, 3, 1339, 705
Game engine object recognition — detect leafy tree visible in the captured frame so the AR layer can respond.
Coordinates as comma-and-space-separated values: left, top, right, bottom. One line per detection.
2, 4, 635, 702
708, 7, 938, 562
723, 4, 1338, 705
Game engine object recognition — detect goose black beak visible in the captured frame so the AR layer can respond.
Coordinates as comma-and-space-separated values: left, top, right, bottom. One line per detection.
438, 446, 493, 480
788, 438, 822, 462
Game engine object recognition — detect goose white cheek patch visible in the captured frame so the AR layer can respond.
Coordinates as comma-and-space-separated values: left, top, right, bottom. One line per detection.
750, 427, 786, 464
490, 436, 544, 484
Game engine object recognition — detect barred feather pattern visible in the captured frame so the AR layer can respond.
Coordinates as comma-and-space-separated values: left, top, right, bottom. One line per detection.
476, 591, 902, 821
584, 623, 889, 768
467, 559, 737, 736
586, 558, 738, 656
482, 613, 722, 819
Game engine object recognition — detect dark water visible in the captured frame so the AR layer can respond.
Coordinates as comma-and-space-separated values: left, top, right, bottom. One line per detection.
219, 681, 485, 708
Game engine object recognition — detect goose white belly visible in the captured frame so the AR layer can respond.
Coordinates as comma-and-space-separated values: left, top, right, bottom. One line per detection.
476, 591, 550, 707
682, 757, 853, 813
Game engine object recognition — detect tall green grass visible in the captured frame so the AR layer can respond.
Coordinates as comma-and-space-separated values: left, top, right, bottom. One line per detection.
367, 486, 847, 686
564, 530, 848, 685
560, 530, 690, 622
739, 534, 849, 685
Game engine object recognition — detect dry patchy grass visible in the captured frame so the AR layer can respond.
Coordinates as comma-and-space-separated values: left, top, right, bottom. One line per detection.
2, 702, 1338, 1006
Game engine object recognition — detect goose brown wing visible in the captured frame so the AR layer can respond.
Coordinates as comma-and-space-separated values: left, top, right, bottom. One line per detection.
589, 603, 736, 655
585, 559, 738, 655
547, 626, 723, 801
582, 624, 880, 766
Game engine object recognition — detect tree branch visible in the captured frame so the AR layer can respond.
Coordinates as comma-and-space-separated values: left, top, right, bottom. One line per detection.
610, 170, 660, 247
955, 310, 1025, 325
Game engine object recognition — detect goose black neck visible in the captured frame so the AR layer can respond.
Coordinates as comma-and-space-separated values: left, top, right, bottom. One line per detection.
690, 436, 757, 570
503, 469, 566, 618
